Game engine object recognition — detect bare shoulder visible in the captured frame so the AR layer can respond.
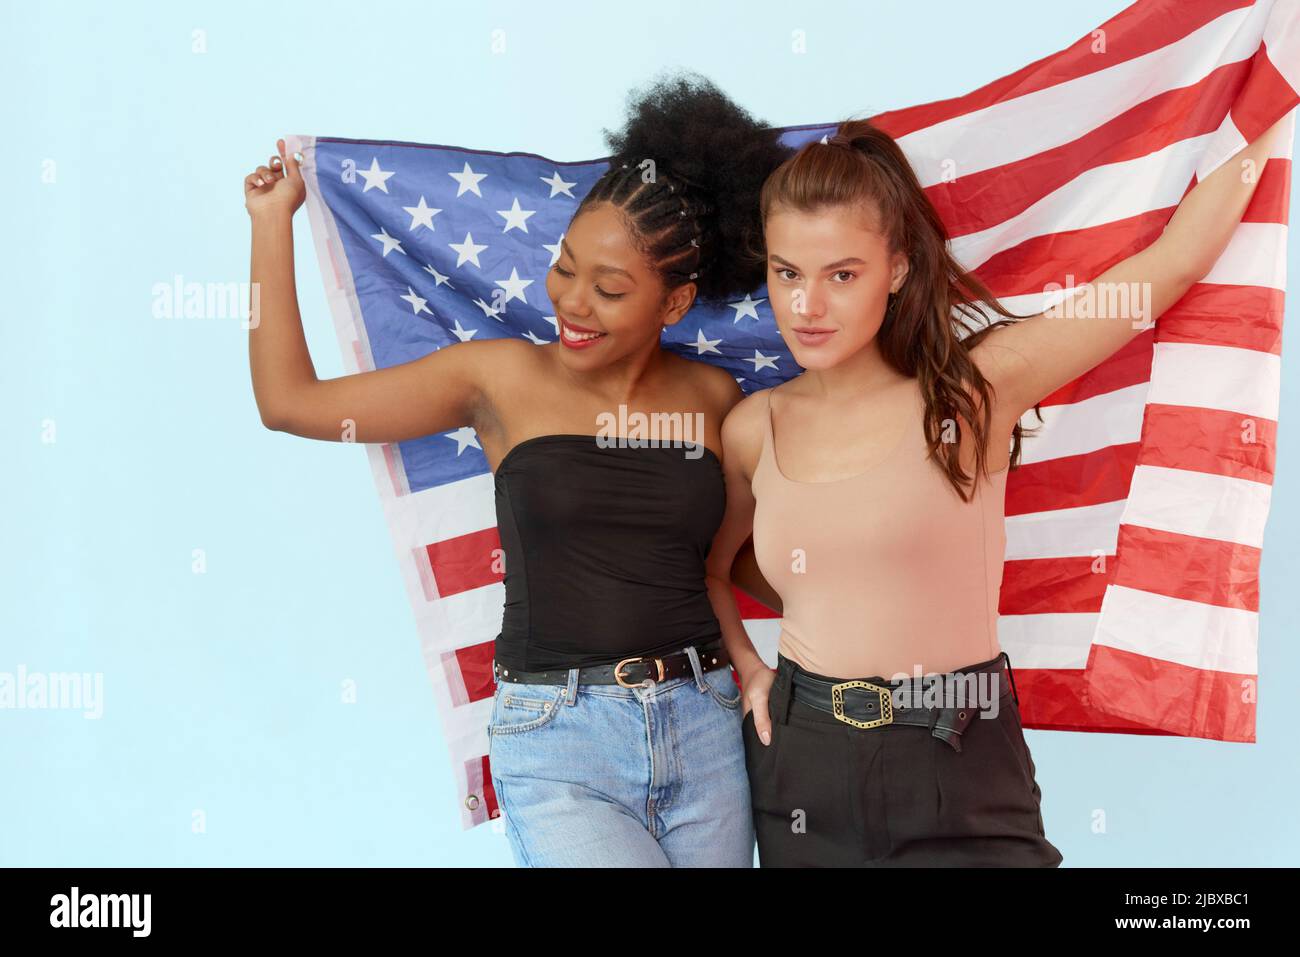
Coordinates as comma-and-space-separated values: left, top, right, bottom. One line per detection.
720, 385, 772, 481
672, 351, 743, 401
450, 334, 544, 370
447, 337, 550, 433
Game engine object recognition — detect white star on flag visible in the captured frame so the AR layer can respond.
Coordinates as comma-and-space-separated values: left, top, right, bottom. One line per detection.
473, 297, 502, 320
495, 268, 533, 305
729, 293, 766, 323
423, 263, 453, 287
403, 196, 442, 231
370, 227, 404, 257
449, 162, 487, 197
358, 157, 395, 193
445, 426, 482, 454
497, 198, 536, 233
540, 171, 576, 198
449, 232, 487, 268
399, 286, 432, 316
692, 330, 722, 355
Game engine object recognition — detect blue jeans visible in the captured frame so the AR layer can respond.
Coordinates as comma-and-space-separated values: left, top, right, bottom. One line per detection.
487, 644, 755, 867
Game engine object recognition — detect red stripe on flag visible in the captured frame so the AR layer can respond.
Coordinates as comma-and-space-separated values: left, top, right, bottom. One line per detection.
931, 58, 1254, 237
1230, 43, 1300, 143
977, 208, 1172, 297
1083, 643, 1256, 741
1110, 524, 1262, 611
874, 0, 1253, 138
1139, 403, 1277, 483
452, 640, 497, 704
1037, 330, 1154, 408
733, 584, 780, 618
426, 527, 503, 598
1244, 155, 1293, 225
974, 155, 1291, 298
1001, 556, 1111, 615
1006, 442, 1140, 515
1156, 283, 1286, 354
1013, 665, 1174, 734
479, 755, 501, 821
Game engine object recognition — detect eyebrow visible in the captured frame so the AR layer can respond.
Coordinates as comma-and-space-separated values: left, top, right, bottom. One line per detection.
561, 238, 636, 281
769, 253, 867, 272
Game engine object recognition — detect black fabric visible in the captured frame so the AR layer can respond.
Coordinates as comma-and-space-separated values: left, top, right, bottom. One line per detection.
491, 435, 726, 672
744, 652, 1064, 867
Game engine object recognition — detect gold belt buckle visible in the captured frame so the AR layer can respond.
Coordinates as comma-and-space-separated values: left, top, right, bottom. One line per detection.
614, 656, 665, 688
830, 679, 894, 729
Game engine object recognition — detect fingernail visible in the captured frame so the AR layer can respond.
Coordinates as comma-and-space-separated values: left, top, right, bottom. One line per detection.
760, 730, 770, 744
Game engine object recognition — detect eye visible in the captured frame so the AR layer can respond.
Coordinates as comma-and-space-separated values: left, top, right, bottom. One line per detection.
831, 270, 856, 283
595, 287, 625, 301
552, 264, 573, 278
775, 267, 800, 282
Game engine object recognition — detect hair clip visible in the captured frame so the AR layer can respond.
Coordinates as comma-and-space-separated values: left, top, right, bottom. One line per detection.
689, 272, 699, 279
689, 238, 699, 247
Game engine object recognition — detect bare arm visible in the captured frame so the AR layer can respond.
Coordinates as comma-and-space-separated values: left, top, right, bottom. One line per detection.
730, 537, 782, 614
704, 393, 772, 688
972, 114, 1289, 427
245, 139, 497, 443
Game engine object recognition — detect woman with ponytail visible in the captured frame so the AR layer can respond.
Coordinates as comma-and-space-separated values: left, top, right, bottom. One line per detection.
704, 115, 1287, 866
245, 71, 789, 867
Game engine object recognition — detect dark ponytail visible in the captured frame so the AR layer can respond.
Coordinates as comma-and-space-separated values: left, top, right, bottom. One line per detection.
580, 70, 791, 304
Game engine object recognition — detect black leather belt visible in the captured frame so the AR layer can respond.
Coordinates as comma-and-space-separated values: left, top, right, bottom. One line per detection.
787, 654, 1015, 752
493, 639, 730, 687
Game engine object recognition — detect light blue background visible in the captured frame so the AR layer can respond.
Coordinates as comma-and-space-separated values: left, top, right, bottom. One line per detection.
3, 0, 1296, 867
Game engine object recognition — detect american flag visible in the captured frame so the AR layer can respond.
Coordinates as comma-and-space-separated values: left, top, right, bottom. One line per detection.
287, 0, 1298, 829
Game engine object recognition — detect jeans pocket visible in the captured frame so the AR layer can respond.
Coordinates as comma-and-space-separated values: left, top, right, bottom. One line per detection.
701, 664, 742, 711
487, 681, 567, 736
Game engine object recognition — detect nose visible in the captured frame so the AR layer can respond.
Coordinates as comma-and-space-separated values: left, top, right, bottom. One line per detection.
790, 283, 824, 320
553, 278, 593, 320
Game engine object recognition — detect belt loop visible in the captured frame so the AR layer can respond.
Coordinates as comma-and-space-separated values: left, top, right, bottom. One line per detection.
683, 644, 707, 691
1001, 651, 1019, 707
564, 667, 579, 706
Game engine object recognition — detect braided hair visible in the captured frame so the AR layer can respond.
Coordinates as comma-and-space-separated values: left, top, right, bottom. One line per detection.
578, 71, 791, 305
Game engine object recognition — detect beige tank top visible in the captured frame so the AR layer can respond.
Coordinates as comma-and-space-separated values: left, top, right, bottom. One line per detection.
751, 380, 1008, 680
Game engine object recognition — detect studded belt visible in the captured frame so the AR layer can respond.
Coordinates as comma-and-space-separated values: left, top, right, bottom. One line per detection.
493, 639, 730, 688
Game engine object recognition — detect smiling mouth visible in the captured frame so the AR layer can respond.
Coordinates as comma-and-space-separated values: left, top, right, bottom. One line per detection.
560, 317, 608, 344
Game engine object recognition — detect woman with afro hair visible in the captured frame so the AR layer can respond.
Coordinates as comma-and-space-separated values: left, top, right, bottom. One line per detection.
244, 71, 791, 867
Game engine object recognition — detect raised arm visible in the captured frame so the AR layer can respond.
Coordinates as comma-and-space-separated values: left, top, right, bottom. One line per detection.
971, 114, 1289, 426
245, 138, 504, 443
704, 390, 778, 743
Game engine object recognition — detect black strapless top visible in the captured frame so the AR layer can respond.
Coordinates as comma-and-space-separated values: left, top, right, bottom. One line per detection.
491, 434, 726, 672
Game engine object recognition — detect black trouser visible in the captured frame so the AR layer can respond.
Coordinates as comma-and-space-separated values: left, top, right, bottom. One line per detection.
742, 651, 1063, 867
